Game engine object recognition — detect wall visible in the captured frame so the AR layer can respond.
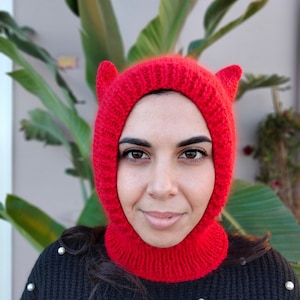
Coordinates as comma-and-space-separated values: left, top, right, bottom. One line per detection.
0, 2, 13, 300
9, 1, 298, 298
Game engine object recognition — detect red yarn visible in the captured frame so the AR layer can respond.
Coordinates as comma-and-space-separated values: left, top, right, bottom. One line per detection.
93, 55, 242, 282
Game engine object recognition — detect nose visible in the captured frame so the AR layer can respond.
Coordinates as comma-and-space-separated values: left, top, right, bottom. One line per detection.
146, 160, 178, 200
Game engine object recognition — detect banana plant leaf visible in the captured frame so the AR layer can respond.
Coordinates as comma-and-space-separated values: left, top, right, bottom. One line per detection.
65, 0, 79, 16
188, 0, 268, 58
0, 195, 66, 252
77, 0, 126, 92
0, 11, 79, 108
0, 37, 91, 160
76, 190, 107, 227
20, 108, 94, 197
203, 0, 237, 38
291, 263, 300, 279
127, 0, 198, 64
21, 108, 68, 146
65, 142, 94, 192
236, 73, 290, 100
223, 180, 300, 264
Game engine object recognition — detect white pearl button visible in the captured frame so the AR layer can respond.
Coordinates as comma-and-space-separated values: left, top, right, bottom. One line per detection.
58, 246, 66, 255
27, 283, 35, 291
285, 281, 294, 291
240, 257, 246, 265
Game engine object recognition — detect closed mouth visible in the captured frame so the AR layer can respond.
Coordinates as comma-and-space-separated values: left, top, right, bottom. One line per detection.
142, 211, 183, 230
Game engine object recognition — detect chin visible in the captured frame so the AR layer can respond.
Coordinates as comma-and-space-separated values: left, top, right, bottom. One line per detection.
145, 236, 184, 248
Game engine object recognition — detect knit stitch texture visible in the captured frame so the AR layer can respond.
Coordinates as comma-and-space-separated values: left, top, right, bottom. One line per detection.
93, 55, 242, 282
21, 235, 300, 299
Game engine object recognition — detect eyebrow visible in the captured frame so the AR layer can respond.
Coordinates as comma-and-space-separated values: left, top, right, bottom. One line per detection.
177, 136, 212, 147
119, 137, 151, 147
119, 136, 211, 148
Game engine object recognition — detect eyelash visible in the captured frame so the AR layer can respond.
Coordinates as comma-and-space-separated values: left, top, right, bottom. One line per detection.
120, 149, 150, 161
179, 148, 208, 161
119, 148, 208, 162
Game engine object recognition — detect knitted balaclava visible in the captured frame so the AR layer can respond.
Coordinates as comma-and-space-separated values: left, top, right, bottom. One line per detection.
93, 55, 242, 282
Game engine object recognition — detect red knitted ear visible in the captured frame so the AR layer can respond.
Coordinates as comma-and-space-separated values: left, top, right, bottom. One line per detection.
96, 61, 118, 103
216, 65, 242, 101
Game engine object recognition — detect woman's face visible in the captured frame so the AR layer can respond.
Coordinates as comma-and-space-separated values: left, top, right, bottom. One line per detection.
117, 91, 215, 248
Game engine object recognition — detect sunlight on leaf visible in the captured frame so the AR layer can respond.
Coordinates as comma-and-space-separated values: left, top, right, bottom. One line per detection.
5, 195, 66, 252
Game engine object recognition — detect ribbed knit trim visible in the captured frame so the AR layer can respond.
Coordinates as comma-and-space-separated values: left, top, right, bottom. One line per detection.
105, 221, 228, 282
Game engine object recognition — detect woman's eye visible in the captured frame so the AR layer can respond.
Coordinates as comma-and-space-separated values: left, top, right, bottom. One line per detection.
180, 149, 207, 160
123, 150, 149, 160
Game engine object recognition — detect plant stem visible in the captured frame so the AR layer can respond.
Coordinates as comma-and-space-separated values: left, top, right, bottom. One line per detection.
272, 86, 282, 113
271, 87, 294, 209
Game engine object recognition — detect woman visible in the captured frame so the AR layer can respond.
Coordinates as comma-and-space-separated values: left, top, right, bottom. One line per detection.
22, 55, 299, 299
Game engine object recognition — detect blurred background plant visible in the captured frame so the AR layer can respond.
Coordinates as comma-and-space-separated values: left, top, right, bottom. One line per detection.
243, 83, 300, 222
0, 0, 299, 277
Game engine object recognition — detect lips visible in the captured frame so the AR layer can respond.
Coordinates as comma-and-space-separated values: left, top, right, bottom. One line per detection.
142, 211, 183, 230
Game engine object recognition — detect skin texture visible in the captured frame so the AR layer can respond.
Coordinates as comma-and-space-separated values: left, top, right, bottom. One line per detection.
117, 92, 215, 248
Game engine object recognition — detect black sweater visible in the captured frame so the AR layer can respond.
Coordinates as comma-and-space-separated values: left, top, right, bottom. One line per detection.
21, 234, 300, 299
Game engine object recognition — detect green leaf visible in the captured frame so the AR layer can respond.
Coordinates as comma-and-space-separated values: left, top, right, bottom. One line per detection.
236, 73, 290, 99
0, 11, 80, 108
78, 0, 126, 92
65, 142, 93, 183
128, 0, 198, 64
187, 38, 205, 54
65, 0, 79, 16
188, 0, 268, 58
0, 11, 29, 40
20, 108, 69, 146
4, 195, 66, 252
10, 68, 91, 158
76, 190, 107, 227
204, 0, 237, 37
0, 202, 7, 220
224, 180, 300, 263
0, 38, 91, 160
291, 262, 300, 279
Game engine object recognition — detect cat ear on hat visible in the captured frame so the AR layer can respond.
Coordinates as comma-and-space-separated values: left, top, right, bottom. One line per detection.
96, 61, 119, 103
215, 65, 242, 101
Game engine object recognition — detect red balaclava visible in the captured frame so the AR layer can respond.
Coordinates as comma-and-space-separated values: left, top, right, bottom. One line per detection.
93, 55, 242, 282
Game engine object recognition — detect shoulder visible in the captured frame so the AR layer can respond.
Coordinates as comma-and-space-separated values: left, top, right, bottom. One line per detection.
21, 226, 106, 299
244, 247, 299, 298
256, 247, 299, 284
25, 239, 71, 281
30, 225, 106, 269
222, 234, 300, 298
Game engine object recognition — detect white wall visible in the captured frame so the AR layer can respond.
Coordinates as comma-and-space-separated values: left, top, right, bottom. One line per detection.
0, 2, 13, 300
8, 1, 298, 298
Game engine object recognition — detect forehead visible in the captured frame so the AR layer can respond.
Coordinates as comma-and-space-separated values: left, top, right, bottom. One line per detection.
120, 91, 211, 138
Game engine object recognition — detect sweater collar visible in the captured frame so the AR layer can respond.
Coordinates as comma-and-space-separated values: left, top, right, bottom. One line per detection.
104, 220, 228, 282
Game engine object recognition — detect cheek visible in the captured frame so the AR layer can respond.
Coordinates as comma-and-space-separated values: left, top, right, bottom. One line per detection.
117, 164, 145, 210
117, 165, 130, 209
186, 163, 215, 204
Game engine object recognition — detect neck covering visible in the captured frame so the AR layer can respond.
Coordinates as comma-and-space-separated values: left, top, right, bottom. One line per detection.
93, 55, 242, 282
